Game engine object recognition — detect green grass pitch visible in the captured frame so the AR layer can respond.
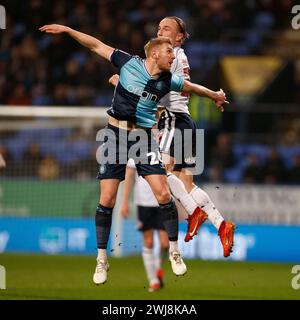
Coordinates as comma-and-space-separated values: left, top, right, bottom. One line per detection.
0, 253, 299, 300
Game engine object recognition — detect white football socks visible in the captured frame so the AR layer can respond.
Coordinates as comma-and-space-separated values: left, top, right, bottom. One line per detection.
169, 240, 179, 254
142, 247, 159, 286
190, 186, 224, 230
167, 172, 225, 230
154, 250, 162, 271
97, 248, 107, 261
167, 173, 198, 215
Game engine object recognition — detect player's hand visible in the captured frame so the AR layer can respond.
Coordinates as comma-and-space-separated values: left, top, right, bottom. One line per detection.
108, 74, 119, 87
0, 154, 6, 168
155, 129, 164, 144
39, 24, 70, 34
120, 202, 129, 219
213, 88, 229, 112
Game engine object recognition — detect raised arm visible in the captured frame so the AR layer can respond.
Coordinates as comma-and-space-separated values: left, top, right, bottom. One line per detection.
182, 80, 229, 112
39, 24, 114, 61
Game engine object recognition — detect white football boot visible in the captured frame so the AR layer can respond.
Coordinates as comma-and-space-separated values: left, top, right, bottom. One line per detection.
169, 251, 187, 276
93, 259, 109, 285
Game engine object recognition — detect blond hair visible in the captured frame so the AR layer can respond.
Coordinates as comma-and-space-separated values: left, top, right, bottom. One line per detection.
144, 37, 172, 58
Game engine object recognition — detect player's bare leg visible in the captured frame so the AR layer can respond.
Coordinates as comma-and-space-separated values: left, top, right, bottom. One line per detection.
93, 179, 120, 285
144, 174, 187, 276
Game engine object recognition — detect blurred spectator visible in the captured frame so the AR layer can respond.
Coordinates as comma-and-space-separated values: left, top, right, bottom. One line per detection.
288, 155, 300, 185
52, 84, 71, 105
0, 145, 14, 176
243, 153, 263, 183
209, 133, 235, 170
280, 130, 298, 147
207, 165, 224, 183
7, 84, 32, 106
22, 143, 44, 176
76, 147, 98, 180
262, 148, 286, 184
60, 159, 80, 179
191, 0, 233, 41
32, 84, 51, 105
38, 155, 59, 180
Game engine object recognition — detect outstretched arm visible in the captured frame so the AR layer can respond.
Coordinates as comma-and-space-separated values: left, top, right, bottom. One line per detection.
39, 24, 114, 61
182, 80, 229, 112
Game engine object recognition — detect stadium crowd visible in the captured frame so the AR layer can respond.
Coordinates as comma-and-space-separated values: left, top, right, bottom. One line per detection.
0, 0, 299, 185
0, 0, 297, 106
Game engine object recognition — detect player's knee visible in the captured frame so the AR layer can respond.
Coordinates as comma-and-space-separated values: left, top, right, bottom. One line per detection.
164, 163, 174, 172
99, 195, 116, 208
144, 237, 153, 249
160, 238, 169, 251
156, 189, 171, 204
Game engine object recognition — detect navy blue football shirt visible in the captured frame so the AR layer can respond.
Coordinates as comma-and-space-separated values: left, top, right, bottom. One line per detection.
107, 49, 184, 128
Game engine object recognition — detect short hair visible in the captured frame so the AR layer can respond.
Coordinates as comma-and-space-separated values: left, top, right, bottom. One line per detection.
144, 37, 172, 58
164, 16, 190, 42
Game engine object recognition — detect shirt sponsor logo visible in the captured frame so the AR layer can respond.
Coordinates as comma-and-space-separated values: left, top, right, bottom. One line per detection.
127, 85, 158, 102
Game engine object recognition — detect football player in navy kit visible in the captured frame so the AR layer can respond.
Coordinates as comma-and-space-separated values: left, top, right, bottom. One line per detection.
40, 24, 228, 285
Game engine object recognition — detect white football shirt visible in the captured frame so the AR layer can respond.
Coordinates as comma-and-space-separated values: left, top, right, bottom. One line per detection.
159, 46, 191, 114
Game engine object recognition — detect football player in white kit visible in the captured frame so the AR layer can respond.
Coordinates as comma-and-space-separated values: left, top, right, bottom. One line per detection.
156, 17, 235, 257
120, 158, 168, 292
107, 17, 234, 258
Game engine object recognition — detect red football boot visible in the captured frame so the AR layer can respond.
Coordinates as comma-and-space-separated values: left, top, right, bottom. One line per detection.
184, 207, 208, 242
218, 221, 235, 257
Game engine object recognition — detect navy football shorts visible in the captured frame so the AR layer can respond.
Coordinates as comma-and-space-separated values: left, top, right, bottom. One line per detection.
97, 124, 166, 180
137, 205, 165, 231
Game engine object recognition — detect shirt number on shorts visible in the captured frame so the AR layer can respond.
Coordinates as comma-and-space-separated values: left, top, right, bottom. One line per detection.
147, 151, 162, 165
